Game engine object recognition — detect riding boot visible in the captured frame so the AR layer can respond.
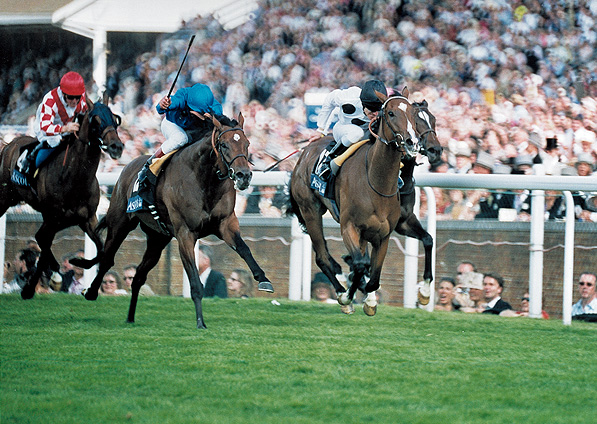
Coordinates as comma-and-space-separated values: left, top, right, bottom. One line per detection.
137, 148, 164, 206
316, 142, 349, 180
20, 141, 48, 177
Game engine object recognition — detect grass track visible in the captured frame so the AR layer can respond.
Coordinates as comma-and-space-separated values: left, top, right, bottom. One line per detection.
1, 294, 595, 424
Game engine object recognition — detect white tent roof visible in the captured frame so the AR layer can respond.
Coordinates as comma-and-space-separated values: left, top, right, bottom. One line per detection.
0, 0, 257, 33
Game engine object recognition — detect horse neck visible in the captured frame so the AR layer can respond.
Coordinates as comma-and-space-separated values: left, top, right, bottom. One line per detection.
182, 137, 230, 189
368, 139, 403, 193
61, 137, 101, 181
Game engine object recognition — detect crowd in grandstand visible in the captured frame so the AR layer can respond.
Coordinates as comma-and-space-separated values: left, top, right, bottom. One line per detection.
1, 0, 596, 220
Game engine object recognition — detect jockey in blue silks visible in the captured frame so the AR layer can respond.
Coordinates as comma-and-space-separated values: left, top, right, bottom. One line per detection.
137, 83, 223, 204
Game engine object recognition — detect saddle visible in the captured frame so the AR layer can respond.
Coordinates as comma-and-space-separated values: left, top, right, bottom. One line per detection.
310, 138, 370, 201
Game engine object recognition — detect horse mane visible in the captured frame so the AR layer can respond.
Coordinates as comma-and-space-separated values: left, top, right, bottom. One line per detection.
185, 114, 239, 144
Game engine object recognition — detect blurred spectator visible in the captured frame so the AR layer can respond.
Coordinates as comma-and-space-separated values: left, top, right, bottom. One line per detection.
100, 270, 127, 296
198, 245, 227, 298
435, 277, 457, 312
227, 269, 254, 298
500, 292, 549, 319
571, 272, 597, 320
311, 272, 336, 304
2, 248, 37, 294
480, 273, 513, 315
122, 264, 155, 296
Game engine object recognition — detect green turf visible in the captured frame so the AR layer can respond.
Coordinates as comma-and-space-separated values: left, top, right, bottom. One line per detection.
1, 294, 595, 424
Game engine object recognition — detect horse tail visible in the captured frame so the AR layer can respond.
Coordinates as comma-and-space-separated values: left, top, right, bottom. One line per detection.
284, 176, 307, 231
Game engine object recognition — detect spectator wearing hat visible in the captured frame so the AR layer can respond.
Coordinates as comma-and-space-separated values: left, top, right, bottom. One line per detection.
513, 154, 534, 175
572, 153, 597, 222
573, 128, 597, 158
541, 136, 564, 175
448, 141, 473, 174
456, 271, 485, 313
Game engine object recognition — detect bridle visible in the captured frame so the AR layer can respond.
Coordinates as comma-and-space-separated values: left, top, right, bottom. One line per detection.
79, 104, 121, 151
211, 126, 249, 180
413, 103, 437, 157
369, 95, 420, 158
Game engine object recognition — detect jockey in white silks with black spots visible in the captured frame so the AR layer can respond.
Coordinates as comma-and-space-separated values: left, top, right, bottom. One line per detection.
312, 80, 387, 180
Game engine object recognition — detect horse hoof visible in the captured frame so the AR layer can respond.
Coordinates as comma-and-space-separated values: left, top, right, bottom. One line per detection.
197, 319, 207, 330
258, 281, 274, 293
84, 289, 99, 301
50, 272, 62, 284
417, 281, 431, 306
337, 292, 351, 305
363, 303, 377, 316
340, 304, 354, 315
21, 289, 35, 300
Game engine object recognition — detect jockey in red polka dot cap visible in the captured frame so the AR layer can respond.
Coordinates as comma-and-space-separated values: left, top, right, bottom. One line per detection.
19, 71, 88, 177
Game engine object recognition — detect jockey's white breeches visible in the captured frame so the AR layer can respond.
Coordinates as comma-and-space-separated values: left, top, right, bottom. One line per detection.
332, 123, 365, 147
160, 118, 189, 154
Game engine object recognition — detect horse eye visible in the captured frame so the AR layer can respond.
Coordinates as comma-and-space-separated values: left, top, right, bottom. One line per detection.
388, 111, 395, 117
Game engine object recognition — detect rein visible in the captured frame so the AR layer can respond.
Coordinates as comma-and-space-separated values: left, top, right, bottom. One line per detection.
211, 126, 248, 180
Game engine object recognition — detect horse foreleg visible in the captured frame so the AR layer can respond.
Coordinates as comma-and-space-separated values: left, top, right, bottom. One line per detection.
219, 216, 274, 293
337, 224, 368, 306
395, 214, 433, 305
176, 230, 206, 329
362, 238, 391, 316
21, 222, 58, 299
127, 231, 171, 324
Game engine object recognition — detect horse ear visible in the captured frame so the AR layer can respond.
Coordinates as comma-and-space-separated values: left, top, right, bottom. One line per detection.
102, 91, 109, 104
237, 112, 244, 128
402, 86, 410, 99
374, 89, 387, 103
211, 114, 222, 129
86, 93, 95, 113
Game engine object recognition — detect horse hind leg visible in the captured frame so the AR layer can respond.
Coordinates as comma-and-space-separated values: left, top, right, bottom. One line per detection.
84, 217, 137, 301
71, 216, 105, 270
21, 222, 60, 299
127, 231, 171, 325
176, 230, 206, 329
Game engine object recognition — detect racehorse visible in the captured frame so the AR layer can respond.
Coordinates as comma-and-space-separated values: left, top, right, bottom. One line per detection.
287, 88, 419, 315
76, 112, 274, 329
0, 94, 124, 298
394, 100, 443, 304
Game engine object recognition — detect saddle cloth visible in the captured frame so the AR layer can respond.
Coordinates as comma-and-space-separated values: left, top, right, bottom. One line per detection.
126, 149, 178, 215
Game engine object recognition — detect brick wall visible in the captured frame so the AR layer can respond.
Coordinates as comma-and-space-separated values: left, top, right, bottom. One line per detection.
4, 213, 596, 318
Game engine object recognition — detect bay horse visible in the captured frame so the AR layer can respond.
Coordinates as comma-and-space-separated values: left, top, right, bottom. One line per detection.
395, 100, 443, 304
0, 95, 124, 298
77, 113, 273, 329
287, 88, 419, 315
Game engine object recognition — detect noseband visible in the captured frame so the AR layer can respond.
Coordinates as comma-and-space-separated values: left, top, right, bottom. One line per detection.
211, 127, 249, 180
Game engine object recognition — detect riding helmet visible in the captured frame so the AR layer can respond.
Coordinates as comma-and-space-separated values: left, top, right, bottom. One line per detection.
60, 71, 85, 96
360, 80, 387, 112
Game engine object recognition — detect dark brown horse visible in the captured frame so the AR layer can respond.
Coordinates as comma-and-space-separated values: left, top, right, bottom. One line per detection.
395, 100, 443, 304
0, 96, 124, 298
287, 89, 419, 315
77, 113, 273, 329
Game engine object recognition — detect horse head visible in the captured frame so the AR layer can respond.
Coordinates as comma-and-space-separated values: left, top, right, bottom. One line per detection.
211, 112, 252, 190
412, 100, 443, 164
374, 87, 420, 159
79, 93, 124, 160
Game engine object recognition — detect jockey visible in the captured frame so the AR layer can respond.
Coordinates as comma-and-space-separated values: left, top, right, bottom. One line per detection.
19, 71, 87, 177
312, 79, 387, 179
137, 83, 223, 204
